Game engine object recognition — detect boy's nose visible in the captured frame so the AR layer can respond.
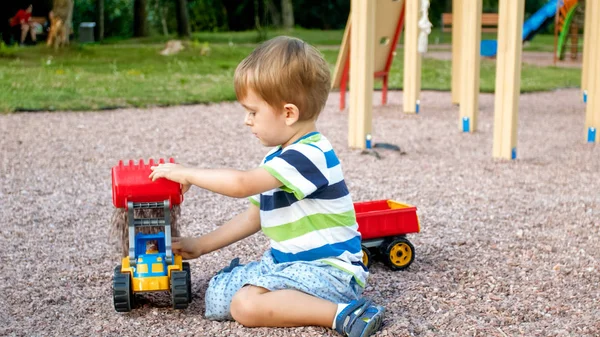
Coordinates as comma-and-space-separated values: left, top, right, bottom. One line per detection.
244, 113, 253, 126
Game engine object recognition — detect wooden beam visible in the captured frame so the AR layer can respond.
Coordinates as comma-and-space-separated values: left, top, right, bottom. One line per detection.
403, 0, 421, 114
451, 0, 462, 104
458, 0, 482, 132
581, 0, 592, 100
348, 0, 375, 149
492, 0, 525, 159
331, 14, 351, 91
585, 0, 600, 143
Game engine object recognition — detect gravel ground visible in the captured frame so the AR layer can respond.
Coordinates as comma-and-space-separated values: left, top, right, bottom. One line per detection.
1, 89, 598, 337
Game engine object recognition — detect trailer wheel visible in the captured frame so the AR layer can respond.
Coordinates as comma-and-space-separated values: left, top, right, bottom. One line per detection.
113, 265, 134, 312
171, 270, 190, 309
182, 262, 193, 303
385, 238, 415, 271
361, 246, 372, 269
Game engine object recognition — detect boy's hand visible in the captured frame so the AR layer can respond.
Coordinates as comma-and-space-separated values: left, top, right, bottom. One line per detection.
149, 163, 189, 185
172, 237, 204, 260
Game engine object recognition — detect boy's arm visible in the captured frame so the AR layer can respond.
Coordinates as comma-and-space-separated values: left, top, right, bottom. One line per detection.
172, 204, 261, 259
149, 163, 281, 198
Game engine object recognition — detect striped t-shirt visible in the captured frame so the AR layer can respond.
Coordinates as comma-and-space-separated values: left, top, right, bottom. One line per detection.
249, 132, 368, 287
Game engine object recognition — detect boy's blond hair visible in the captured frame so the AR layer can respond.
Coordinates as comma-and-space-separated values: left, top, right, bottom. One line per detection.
234, 36, 331, 121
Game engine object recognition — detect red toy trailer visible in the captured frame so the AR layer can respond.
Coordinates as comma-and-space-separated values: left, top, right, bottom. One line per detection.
354, 200, 420, 270
111, 158, 191, 312
112, 158, 183, 209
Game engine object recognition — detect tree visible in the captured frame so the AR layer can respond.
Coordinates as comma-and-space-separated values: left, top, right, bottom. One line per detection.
175, 0, 191, 38
281, 0, 293, 30
266, 0, 281, 27
96, 0, 104, 41
151, 0, 169, 36
133, 0, 148, 37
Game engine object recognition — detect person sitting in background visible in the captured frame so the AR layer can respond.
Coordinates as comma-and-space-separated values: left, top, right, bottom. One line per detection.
10, 4, 36, 45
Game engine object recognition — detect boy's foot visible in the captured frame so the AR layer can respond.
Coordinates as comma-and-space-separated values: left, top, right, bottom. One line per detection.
334, 298, 385, 337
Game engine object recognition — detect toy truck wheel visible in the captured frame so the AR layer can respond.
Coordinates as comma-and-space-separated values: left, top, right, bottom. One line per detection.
113, 265, 134, 312
171, 270, 190, 309
384, 238, 415, 271
182, 262, 192, 303
361, 245, 372, 268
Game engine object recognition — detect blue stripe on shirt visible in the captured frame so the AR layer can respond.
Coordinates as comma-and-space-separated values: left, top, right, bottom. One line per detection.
264, 147, 283, 164
324, 150, 340, 168
278, 149, 328, 190
308, 180, 349, 200
305, 144, 340, 169
260, 180, 350, 211
270, 236, 362, 263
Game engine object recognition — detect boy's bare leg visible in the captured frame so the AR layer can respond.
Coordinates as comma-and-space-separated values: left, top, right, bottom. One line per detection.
29, 27, 36, 42
230, 285, 338, 328
20, 24, 29, 44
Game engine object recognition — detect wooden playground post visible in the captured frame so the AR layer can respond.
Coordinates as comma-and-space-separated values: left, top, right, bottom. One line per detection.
581, 0, 592, 100
458, 0, 482, 132
403, 0, 421, 114
492, 0, 525, 159
451, 0, 463, 104
585, 0, 599, 143
348, 0, 375, 149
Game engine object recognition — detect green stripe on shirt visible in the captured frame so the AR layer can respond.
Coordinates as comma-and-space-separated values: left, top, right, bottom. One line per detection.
322, 260, 366, 288
261, 209, 356, 242
248, 197, 259, 207
261, 165, 306, 200
298, 133, 322, 144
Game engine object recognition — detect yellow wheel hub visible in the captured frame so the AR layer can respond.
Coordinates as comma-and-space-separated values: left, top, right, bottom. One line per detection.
389, 242, 412, 267
362, 248, 369, 266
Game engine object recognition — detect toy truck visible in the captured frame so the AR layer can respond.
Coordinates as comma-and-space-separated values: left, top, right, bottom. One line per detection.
111, 158, 191, 312
354, 200, 420, 270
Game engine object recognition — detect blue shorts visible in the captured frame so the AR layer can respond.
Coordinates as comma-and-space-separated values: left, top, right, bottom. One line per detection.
204, 251, 364, 320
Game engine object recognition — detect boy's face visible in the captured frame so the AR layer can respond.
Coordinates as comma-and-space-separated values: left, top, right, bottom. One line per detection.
240, 89, 289, 147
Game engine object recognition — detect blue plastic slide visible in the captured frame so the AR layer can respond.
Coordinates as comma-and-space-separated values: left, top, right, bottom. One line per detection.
480, 0, 558, 57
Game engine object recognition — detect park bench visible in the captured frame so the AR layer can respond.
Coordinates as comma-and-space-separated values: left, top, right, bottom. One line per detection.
31, 16, 49, 40
6, 16, 49, 43
441, 12, 499, 33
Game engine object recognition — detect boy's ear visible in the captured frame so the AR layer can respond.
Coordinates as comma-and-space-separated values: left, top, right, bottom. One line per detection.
283, 103, 300, 126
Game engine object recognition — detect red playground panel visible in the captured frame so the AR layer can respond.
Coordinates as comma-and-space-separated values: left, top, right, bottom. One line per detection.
111, 158, 183, 209
354, 199, 420, 240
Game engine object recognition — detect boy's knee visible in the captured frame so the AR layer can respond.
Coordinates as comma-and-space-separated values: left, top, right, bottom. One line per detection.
230, 287, 266, 327
204, 283, 233, 321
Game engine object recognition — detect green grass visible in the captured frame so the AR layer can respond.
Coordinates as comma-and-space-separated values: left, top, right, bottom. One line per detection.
0, 28, 582, 112
319, 48, 581, 93
427, 29, 561, 52
0, 42, 251, 112
193, 28, 345, 46
104, 28, 345, 46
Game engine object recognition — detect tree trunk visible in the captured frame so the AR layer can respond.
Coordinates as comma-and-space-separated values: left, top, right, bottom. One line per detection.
266, 0, 281, 27
281, 0, 294, 30
133, 0, 148, 37
175, 0, 191, 38
96, 0, 104, 41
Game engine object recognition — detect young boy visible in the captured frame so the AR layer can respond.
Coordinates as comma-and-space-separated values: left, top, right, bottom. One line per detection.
149, 36, 385, 337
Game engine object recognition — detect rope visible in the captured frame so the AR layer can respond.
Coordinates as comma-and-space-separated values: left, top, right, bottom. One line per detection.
418, 0, 432, 54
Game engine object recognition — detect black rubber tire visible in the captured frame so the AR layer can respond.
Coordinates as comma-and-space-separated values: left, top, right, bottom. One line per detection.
171, 270, 190, 309
113, 265, 134, 312
182, 262, 192, 303
361, 245, 372, 269
384, 237, 415, 271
